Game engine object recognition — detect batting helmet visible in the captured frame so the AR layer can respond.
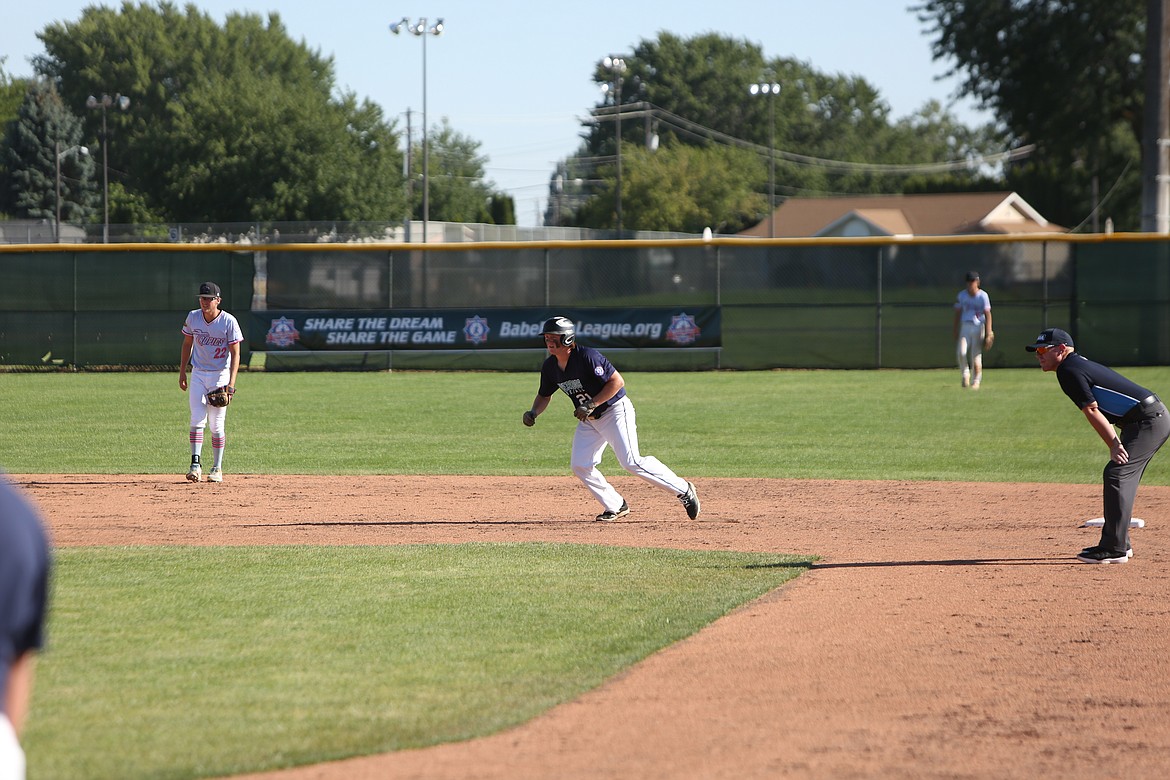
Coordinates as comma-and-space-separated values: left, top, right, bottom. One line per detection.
541, 316, 575, 346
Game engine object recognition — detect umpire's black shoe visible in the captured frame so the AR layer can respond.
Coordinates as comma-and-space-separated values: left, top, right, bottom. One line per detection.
1076, 546, 1129, 564
1082, 543, 1133, 559
595, 501, 630, 522
679, 482, 700, 519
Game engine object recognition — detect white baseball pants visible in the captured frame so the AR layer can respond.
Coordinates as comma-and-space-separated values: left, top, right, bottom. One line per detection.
570, 396, 689, 513
187, 368, 231, 433
956, 321, 985, 381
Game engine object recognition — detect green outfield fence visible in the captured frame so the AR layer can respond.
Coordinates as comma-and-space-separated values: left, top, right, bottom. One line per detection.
2, 234, 1169, 371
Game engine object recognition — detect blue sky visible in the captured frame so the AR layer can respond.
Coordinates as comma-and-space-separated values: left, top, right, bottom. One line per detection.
2, 1, 990, 226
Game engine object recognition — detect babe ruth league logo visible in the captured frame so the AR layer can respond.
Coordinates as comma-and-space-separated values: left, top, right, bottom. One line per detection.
265, 316, 300, 348
665, 313, 701, 345
463, 315, 491, 345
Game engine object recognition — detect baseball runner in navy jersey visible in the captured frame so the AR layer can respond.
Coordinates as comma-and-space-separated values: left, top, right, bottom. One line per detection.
179, 282, 243, 483
1027, 328, 1170, 563
0, 474, 51, 780
522, 316, 699, 521
953, 271, 993, 389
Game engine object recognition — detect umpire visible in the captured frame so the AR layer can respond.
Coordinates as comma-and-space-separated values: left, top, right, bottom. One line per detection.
1026, 328, 1170, 563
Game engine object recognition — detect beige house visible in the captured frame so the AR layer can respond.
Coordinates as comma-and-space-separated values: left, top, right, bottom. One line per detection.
738, 191, 1066, 238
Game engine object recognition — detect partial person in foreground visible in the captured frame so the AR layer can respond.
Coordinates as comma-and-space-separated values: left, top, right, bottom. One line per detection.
522, 316, 700, 522
1026, 328, 1169, 563
953, 270, 993, 389
0, 474, 52, 780
179, 281, 243, 483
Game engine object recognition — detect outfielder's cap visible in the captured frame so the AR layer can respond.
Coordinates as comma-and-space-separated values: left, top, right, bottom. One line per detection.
198, 281, 221, 298
965, 270, 980, 282
1024, 327, 1073, 352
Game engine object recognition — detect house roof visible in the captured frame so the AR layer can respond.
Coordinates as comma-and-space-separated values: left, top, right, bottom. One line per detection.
738, 192, 1066, 238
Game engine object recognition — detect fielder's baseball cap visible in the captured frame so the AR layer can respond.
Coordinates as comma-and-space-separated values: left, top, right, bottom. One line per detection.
965, 270, 980, 282
198, 281, 221, 298
1025, 328, 1074, 352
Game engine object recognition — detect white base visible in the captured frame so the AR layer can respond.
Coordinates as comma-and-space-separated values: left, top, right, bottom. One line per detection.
1082, 517, 1145, 528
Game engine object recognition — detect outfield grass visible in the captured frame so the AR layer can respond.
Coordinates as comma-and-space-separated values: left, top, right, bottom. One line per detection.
3, 367, 1170, 483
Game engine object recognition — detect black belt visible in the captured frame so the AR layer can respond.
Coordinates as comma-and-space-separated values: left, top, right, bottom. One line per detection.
1122, 395, 1162, 424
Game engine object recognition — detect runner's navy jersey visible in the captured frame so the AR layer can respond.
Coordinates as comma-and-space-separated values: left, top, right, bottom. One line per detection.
538, 345, 626, 417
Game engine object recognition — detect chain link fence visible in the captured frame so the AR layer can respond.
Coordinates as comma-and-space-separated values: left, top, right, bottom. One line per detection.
2, 235, 1167, 371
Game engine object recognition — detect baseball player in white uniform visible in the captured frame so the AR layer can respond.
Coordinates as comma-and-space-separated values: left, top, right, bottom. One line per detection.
953, 270, 993, 389
522, 316, 700, 521
179, 281, 242, 483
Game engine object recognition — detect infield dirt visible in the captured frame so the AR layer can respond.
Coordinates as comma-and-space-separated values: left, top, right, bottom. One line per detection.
21, 474, 1170, 779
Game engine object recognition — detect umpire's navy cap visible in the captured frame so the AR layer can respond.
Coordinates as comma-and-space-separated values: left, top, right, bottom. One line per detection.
1025, 327, 1073, 351
198, 281, 221, 298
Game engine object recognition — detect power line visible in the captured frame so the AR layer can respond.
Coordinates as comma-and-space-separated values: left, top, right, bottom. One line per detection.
594, 101, 1034, 175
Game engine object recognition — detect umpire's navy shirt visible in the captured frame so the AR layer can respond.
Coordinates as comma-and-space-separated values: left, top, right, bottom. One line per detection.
1056, 353, 1154, 424
0, 476, 51, 717
538, 345, 627, 418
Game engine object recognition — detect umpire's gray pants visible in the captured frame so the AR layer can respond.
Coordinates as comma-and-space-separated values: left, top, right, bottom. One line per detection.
1102, 402, 1170, 552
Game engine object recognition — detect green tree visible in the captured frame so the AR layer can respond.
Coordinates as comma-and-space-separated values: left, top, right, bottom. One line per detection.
33, 1, 405, 223
0, 59, 29, 137
914, 0, 1145, 229
577, 143, 765, 233
0, 80, 98, 224
565, 31, 1006, 232
412, 118, 510, 224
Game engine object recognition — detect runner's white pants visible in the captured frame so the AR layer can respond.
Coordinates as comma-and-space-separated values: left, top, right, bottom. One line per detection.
570, 396, 689, 513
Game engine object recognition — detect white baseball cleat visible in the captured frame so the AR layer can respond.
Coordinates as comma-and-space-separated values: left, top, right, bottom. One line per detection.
186, 463, 202, 483
207, 467, 223, 483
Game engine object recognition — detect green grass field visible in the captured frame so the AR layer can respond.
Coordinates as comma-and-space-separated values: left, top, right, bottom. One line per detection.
4, 367, 1169, 482
5, 367, 1170, 779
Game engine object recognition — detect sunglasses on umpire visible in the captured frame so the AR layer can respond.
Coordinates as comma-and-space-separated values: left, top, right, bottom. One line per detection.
1034, 345, 1062, 356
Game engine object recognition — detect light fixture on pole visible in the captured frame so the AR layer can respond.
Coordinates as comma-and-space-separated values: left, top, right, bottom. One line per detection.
601, 55, 628, 235
85, 93, 130, 243
391, 16, 444, 244
55, 142, 89, 243
749, 81, 780, 238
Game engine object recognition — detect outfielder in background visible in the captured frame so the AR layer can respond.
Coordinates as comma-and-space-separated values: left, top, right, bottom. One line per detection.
522, 316, 700, 522
179, 281, 243, 483
0, 474, 52, 780
1027, 328, 1170, 563
953, 270, 994, 389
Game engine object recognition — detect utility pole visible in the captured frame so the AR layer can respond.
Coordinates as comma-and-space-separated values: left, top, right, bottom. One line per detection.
1141, 0, 1170, 232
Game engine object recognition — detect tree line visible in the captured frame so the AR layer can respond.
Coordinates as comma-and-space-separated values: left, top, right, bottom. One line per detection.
0, 1, 1153, 235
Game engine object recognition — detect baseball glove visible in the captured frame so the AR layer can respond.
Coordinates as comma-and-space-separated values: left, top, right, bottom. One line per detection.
574, 401, 597, 421
207, 385, 234, 408
984, 331, 995, 350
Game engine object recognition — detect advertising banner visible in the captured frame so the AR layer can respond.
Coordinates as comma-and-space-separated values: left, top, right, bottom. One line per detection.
251, 308, 720, 351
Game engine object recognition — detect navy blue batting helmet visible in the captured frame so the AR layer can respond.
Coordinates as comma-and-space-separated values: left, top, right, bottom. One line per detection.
541, 316, 575, 346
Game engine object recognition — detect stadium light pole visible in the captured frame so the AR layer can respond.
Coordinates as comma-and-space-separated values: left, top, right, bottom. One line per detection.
601, 55, 628, 235
749, 81, 781, 238
86, 93, 130, 243
55, 142, 89, 243
391, 17, 444, 243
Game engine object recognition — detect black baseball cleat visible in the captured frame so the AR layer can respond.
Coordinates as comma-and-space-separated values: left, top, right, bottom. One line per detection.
595, 501, 630, 522
1081, 544, 1133, 559
1076, 546, 1129, 564
679, 482, 700, 519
